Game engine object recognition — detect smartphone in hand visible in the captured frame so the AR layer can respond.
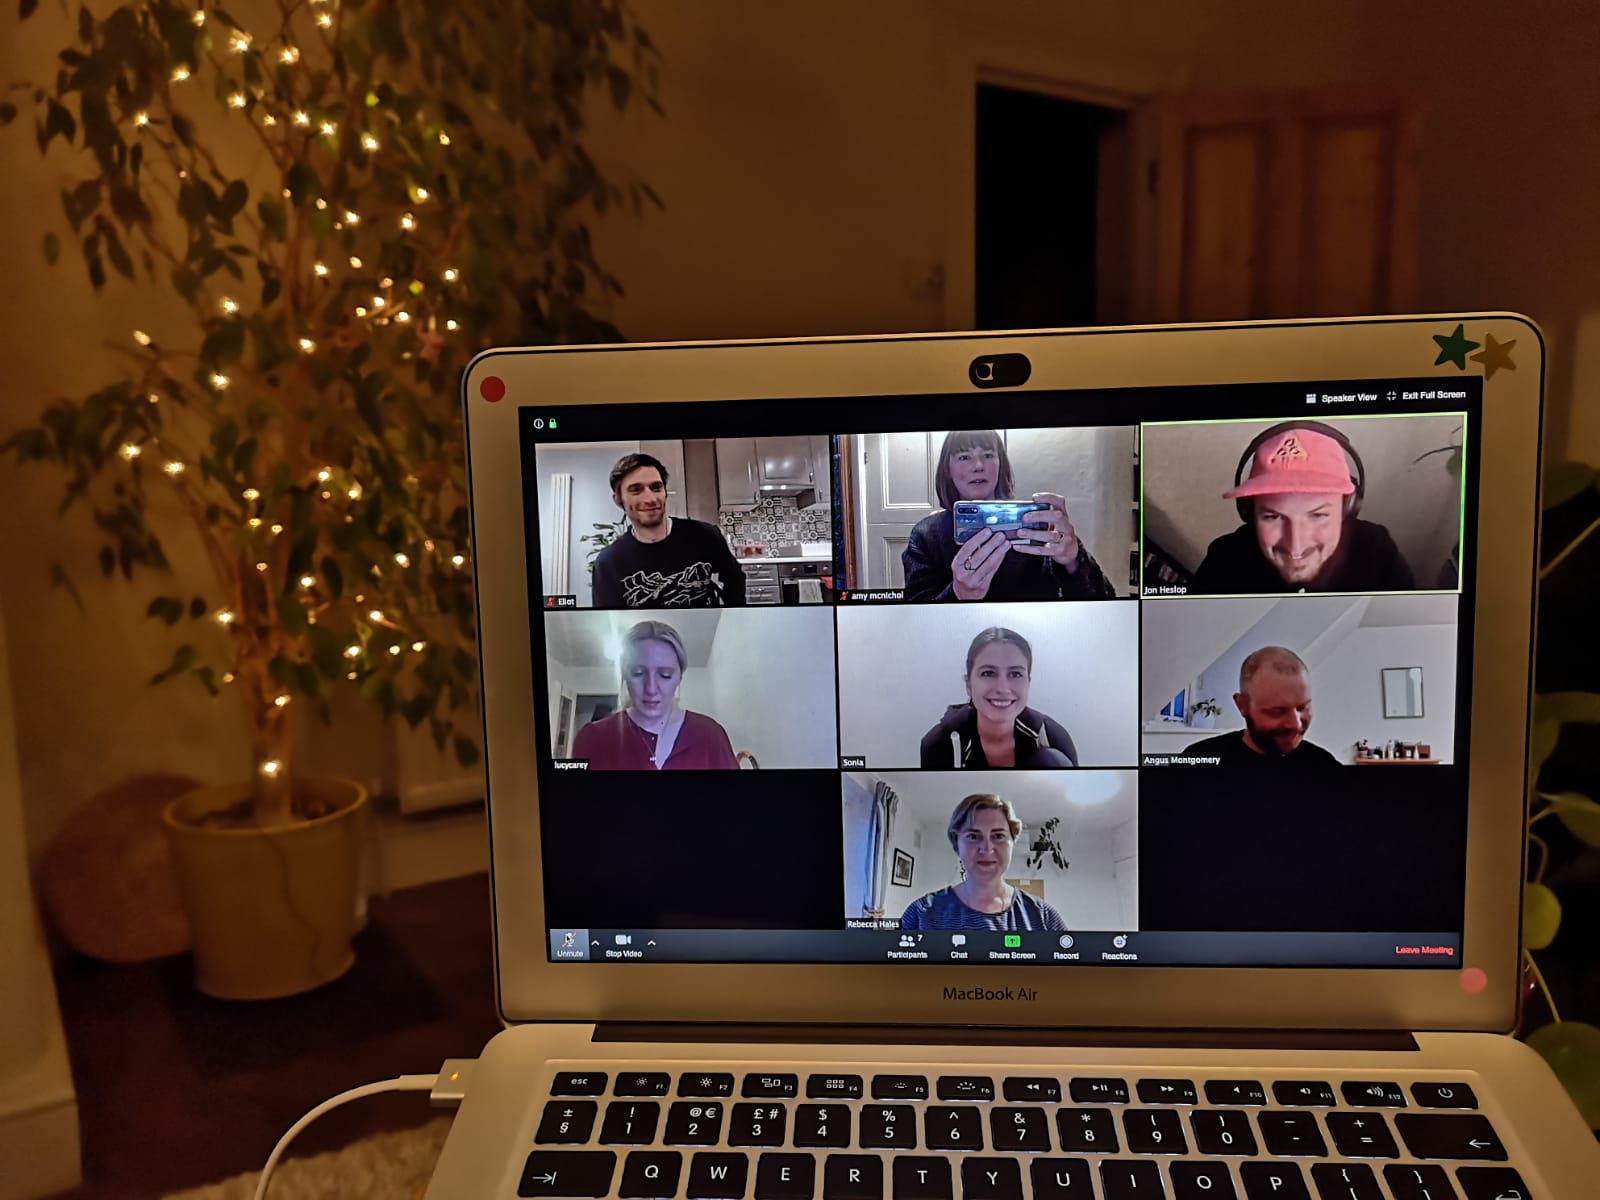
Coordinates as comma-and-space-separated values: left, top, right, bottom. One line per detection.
952, 500, 1049, 544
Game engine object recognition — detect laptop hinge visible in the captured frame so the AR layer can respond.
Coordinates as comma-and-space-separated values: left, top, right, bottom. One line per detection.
593, 1023, 1419, 1052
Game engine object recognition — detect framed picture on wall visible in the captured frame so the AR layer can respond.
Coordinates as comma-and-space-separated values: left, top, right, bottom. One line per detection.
892, 848, 914, 887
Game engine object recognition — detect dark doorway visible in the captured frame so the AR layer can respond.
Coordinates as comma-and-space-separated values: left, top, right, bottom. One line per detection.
975, 84, 1122, 330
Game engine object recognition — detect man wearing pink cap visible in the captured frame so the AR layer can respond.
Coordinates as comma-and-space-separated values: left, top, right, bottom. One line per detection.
1191, 424, 1414, 594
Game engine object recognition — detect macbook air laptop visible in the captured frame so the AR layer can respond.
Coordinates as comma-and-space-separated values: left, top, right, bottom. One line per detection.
428, 315, 1598, 1199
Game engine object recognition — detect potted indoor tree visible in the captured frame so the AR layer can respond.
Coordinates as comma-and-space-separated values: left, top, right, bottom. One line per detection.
2, 0, 659, 997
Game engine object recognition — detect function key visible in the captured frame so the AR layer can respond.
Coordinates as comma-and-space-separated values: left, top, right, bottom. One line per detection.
742, 1072, 800, 1099
536, 1100, 599, 1144
1136, 1078, 1197, 1105
1394, 1113, 1507, 1161
872, 1073, 930, 1100
1069, 1077, 1128, 1104
1411, 1081, 1479, 1109
552, 1072, 609, 1096
616, 1073, 672, 1098
1271, 1080, 1336, 1107
936, 1075, 995, 1101
1204, 1079, 1266, 1106
1341, 1080, 1407, 1108
1002, 1076, 1060, 1102
680, 1072, 735, 1097
807, 1073, 864, 1099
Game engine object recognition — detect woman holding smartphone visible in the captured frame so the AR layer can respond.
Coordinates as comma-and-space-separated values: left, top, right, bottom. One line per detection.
901, 430, 1117, 602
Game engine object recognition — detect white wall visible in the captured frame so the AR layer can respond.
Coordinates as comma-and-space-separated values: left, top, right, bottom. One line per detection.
704, 608, 838, 768
1009, 426, 1137, 594
1142, 415, 1464, 583
837, 602, 1139, 767
1312, 625, 1458, 764
534, 442, 640, 607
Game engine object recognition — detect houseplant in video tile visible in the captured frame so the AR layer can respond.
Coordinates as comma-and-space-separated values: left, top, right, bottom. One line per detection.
2, 0, 659, 996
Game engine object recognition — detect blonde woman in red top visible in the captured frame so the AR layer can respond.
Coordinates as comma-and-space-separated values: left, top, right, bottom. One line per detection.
570, 620, 739, 770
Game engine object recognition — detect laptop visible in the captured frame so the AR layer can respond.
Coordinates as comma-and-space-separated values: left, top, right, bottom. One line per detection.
429, 315, 1598, 1199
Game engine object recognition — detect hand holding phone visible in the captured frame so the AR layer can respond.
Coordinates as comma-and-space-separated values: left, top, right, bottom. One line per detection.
949, 527, 1010, 600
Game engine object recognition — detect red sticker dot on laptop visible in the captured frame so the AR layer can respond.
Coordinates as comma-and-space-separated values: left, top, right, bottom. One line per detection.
480, 375, 505, 403
1459, 967, 1487, 994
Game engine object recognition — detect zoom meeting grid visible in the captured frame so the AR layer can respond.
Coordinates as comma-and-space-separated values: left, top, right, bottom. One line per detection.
520, 378, 1479, 970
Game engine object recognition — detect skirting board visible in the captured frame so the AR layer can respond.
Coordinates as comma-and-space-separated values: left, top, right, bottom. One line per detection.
0, 960, 80, 1199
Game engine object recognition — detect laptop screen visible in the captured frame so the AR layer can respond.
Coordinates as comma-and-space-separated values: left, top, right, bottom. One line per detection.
519, 377, 1477, 970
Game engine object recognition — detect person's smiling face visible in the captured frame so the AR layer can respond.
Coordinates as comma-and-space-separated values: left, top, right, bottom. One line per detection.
1252, 492, 1344, 585
949, 445, 1000, 501
965, 642, 1030, 727
956, 806, 1014, 883
615, 464, 668, 530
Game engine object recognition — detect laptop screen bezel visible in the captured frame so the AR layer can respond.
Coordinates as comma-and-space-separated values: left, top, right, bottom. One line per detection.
464, 315, 1538, 1033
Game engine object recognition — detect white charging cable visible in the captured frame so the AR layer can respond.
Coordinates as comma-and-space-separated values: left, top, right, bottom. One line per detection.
252, 1060, 475, 1200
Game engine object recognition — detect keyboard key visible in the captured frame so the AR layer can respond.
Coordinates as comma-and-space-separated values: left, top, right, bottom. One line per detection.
1382, 1164, 1458, 1200
960, 1158, 1023, 1200
1339, 1081, 1407, 1108
1138, 1078, 1198, 1104
860, 1104, 917, 1149
1100, 1160, 1164, 1200
1172, 1162, 1237, 1199
1124, 1108, 1188, 1154
989, 1106, 1050, 1152
1455, 1167, 1530, 1200
729, 1104, 788, 1148
1056, 1108, 1118, 1153
682, 1073, 736, 1097
1003, 1076, 1061, 1102
1191, 1109, 1257, 1156
1394, 1113, 1507, 1161
872, 1074, 929, 1100
519, 1150, 617, 1197
824, 1154, 882, 1200
794, 1104, 851, 1149
600, 1102, 661, 1146
893, 1157, 952, 1200
666, 1101, 726, 1146
924, 1105, 984, 1150
1070, 1077, 1129, 1104
537, 1100, 599, 1144
1411, 1082, 1478, 1109
1205, 1080, 1267, 1106
1030, 1159, 1093, 1200
1272, 1081, 1336, 1107
808, 1074, 864, 1100
1258, 1111, 1328, 1157
688, 1153, 750, 1199
617, 1073, 672, 1098
620, 1151, 684, 1199
936, 1075, 994, 1101
1241, 1162, 1310, 1200
755, 1154, 815, 1200
552, 1072, 608, 1097
1311, 1163, 1383, 1200
1325, 1112, 1398, 1158
744, 1074, 799, 1099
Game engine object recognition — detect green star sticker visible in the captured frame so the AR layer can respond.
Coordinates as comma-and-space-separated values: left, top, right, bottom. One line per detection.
1432, 323, 1480, 370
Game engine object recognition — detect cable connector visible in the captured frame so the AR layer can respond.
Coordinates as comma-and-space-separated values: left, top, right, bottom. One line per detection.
431, 1058, 476, 1107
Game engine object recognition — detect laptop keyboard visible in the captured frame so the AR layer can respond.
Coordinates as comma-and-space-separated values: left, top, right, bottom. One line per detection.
521, 1069, 1527, 1200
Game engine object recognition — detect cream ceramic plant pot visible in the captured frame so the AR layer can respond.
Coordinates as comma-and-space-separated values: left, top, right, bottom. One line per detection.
162, 778, 367, 1000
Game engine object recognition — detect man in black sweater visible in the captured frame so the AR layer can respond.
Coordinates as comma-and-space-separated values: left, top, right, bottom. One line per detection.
1184, 646, 1342, 768
591, 453, 746, 607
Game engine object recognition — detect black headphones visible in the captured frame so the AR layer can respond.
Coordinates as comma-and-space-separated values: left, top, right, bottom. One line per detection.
1232, 420, 1366, 523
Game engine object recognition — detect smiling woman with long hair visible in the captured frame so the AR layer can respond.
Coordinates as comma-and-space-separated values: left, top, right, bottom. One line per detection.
900, 793, 1068, 931
901, 430, 1116, 603
570, 620, 739, 770
920, 627, 1078, 769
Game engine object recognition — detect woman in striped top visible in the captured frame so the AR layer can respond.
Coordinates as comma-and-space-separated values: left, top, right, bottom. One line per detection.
900, 793, 1067, 931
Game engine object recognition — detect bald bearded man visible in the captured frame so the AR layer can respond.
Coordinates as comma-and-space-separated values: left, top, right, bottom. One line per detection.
1184, 646, 1342, 767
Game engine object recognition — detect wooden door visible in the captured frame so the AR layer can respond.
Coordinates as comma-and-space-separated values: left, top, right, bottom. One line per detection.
1151, 87, 1419, 322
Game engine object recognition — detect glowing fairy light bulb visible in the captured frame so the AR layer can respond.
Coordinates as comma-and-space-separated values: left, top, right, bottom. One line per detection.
262, 114, 277, 126
220, 296, 239, 314
242, 487, 260, 501
164, 461, 186, 476
451, 554, 465, 568
313, 261, 329, 277
319, 120, 336, 137
368, 609, 383, 623
399, 212, 415, 231
361, 133, 378, 151
412, 640, 426, 652
388, 645, 401, 656
279, 46, 299, 65
445, 319, 458, 331
273, 694, 290, 707
443, 268, 458, 282
317, 11, 332, 27
133, 111, 150, 127
192, 10, 206, 27
270, 524, 283, 535
379, 276, 394, 288
316, 467, 332, 482
393, 552, 410, 567
348, 255, 362, 268
228, 92, 247, 109
259, 759, 282, 778
437, 130, 450, 146
132, 329, 152, 346
371, 295, 385, 308
120, 443, 142, 460
347, 483, 362, 500
255, 561, 268, 572
216, 609, 235, 625
171, 66, 189, 82
293, 110, 310, 127
415, 187, 430, 201
298, 337, 316, 353
344, 644, 361, 659
354, 306, 367, 317
228, 32, 251, 53
394, 310, 411, 323
247, 517, 262, 528
211, 373, 230, 390
299, 574, 315, 588
343, 210, 360, 225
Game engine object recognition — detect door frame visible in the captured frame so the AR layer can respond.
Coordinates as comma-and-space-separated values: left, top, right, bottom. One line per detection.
935, 10, 1188, 330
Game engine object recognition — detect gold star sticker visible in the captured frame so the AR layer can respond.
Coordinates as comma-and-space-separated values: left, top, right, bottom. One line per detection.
1470, 332, 1517, 380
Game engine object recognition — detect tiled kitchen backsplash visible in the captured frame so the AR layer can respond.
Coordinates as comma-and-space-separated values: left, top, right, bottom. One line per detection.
718, 497, 832, 554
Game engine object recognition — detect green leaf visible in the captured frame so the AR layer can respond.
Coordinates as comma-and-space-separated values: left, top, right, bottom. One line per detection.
1524, 882, 1561, 951
97, 545, 115, 577
1547, 792, 1600, 846
1542, 462, 1598, 512
189, 596, 207, 619
42, 232, 59, 264
321, 555, 343, 599
17, 0, 36, 24
144, 595, 185, 625
149, 643, 197, 685
217, 180, 248, 221
200, 322, 246, 365
452, 734, 480, 767
286, 163, 320, 206
48, 562, 85, 612
1526, 1022, 1600, 1129
257, 197, 287, 240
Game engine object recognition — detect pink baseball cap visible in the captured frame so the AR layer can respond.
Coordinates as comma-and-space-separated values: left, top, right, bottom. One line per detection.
1224, 428, 1355, 499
